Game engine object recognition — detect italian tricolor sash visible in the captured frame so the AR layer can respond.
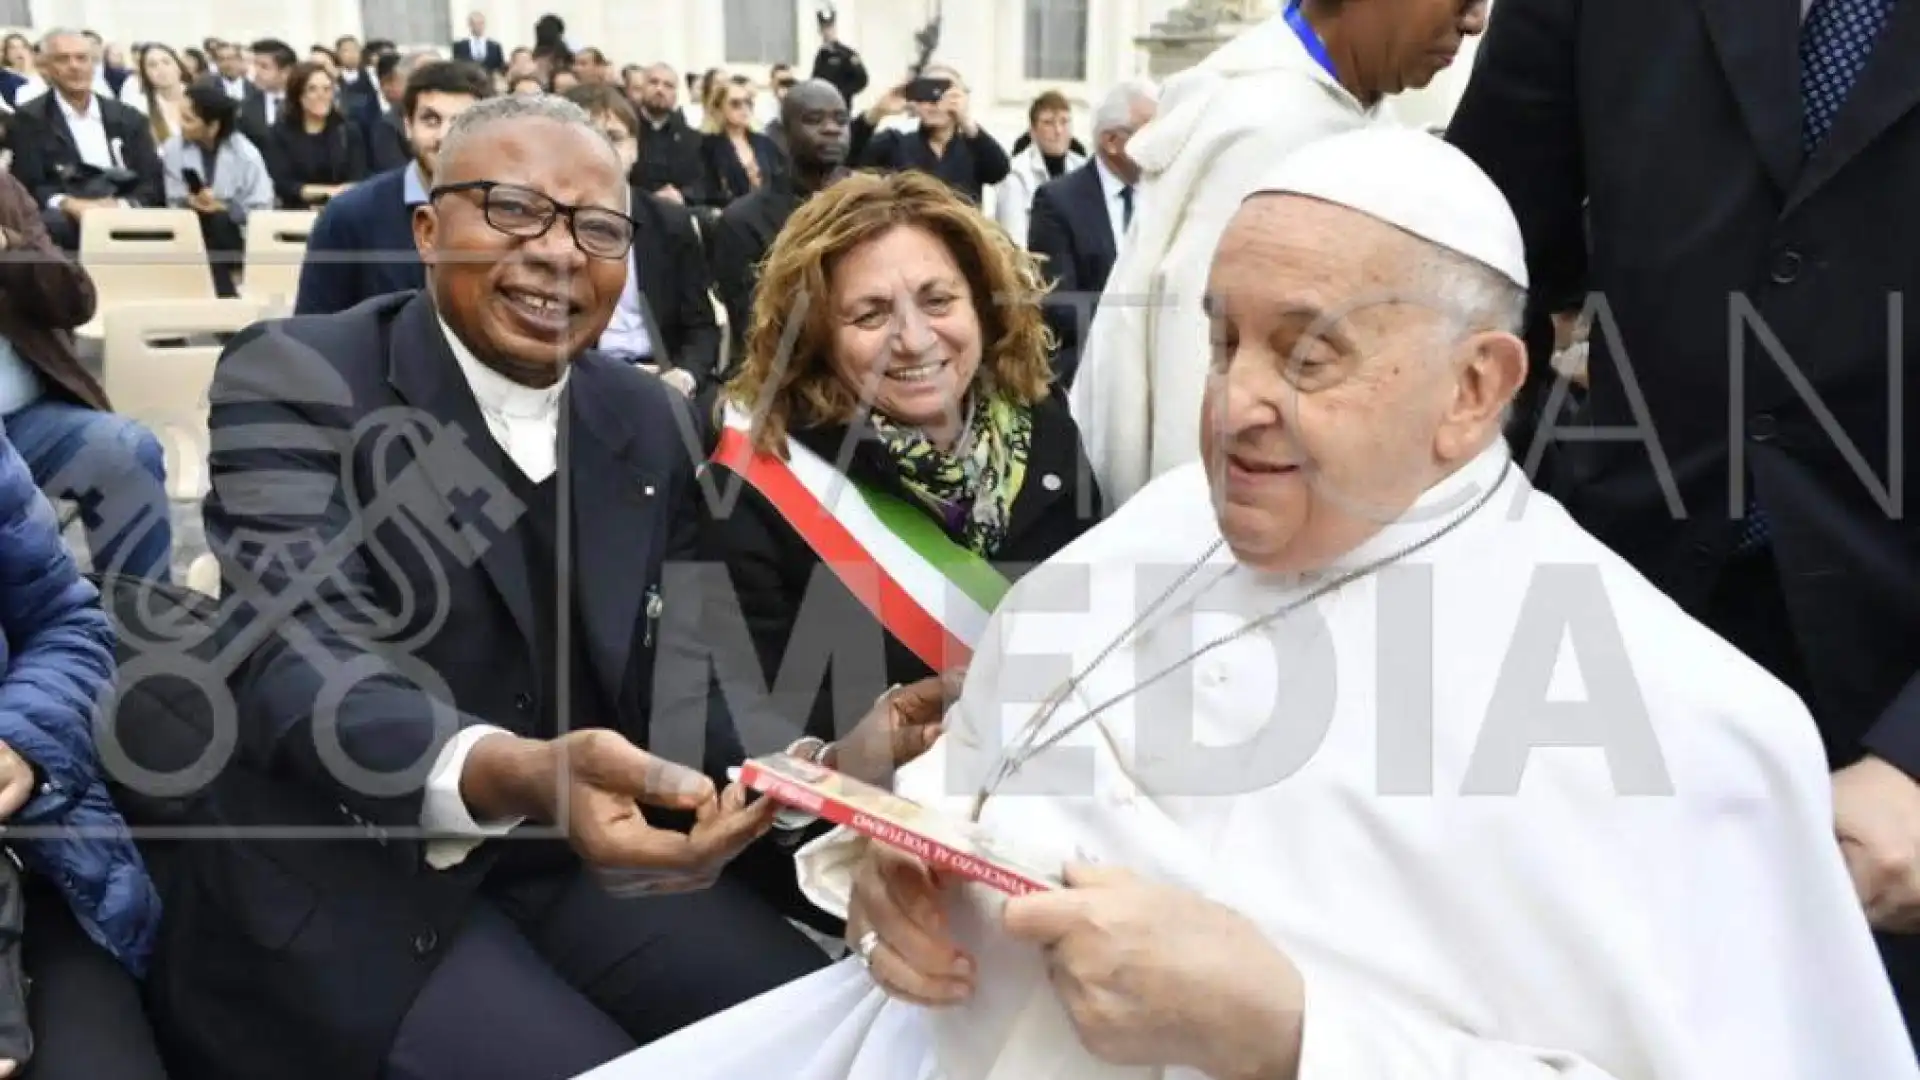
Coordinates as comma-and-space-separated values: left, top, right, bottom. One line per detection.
712, 411, 1011, 670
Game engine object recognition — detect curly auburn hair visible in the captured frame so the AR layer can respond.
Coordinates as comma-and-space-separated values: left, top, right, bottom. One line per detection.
726, 169, 1055, 456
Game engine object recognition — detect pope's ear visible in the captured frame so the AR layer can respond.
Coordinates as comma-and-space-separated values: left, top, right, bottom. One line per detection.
1441, 328, 1527, 456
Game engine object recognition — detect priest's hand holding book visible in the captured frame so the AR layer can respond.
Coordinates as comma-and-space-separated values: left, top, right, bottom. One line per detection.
461, 729, 775, 891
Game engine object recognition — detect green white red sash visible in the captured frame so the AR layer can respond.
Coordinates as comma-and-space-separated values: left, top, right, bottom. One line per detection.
712, 410, 1010, 670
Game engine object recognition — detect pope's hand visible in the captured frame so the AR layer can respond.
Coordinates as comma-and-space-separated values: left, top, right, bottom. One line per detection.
1836, 755, 1920, 931
845, 842, 974, 1006
833, 668, 963, 786
1002, 863, 1304, 1080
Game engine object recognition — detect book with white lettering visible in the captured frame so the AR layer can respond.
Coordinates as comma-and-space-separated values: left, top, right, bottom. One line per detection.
737, 754, 1061, 896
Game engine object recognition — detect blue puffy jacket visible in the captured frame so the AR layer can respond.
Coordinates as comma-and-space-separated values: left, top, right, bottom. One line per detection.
0, 430, 160, 974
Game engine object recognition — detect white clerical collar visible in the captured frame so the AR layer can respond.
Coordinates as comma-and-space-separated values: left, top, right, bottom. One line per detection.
436, 314, 569, 420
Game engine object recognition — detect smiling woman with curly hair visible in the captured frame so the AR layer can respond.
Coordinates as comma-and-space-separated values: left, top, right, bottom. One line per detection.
706, 168, 1103, 746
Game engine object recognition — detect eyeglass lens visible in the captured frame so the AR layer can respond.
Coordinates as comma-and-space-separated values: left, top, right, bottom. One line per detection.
484, 184, 633, 259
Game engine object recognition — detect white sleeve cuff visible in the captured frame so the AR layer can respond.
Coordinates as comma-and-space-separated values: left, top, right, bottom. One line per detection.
794, 826, 870, 920
421, 724, 524, 871
46, 194, 64, 210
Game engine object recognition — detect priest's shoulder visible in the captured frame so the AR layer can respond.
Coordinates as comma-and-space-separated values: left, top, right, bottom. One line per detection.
208, 291, 413, 409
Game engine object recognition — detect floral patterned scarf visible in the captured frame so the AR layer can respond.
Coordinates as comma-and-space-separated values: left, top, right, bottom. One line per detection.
866, 393, 1033, 557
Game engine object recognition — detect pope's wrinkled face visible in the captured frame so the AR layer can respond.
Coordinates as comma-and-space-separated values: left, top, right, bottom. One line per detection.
1200, 196, 1467, 575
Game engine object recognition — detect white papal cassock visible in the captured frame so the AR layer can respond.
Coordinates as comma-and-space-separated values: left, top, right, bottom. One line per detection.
587, 442, 1917, 1080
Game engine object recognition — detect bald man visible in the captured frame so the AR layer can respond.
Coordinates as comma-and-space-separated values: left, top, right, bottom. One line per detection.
626, 61, 705, 203
710, 79, 851, 365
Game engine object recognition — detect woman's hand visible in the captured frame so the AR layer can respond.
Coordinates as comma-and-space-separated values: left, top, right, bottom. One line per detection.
832, 669, 962, 787
845, 842, 974, 1006
187, 187, 221, 214
0, 741, 37, 822
1002, 864, 1306, 1080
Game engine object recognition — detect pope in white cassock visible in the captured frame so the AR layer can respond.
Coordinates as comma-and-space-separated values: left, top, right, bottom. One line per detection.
1071, 0, 1491, 505
586, 130, 1917, 1079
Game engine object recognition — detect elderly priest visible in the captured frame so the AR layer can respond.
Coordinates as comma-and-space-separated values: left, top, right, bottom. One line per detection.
582, 129, 1916, 1080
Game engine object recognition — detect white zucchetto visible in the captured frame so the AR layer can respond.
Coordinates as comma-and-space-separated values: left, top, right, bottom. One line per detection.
1247, 127, 1529, 290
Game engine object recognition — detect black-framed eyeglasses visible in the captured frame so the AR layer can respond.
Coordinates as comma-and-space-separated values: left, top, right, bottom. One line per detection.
429, 180, 637, 260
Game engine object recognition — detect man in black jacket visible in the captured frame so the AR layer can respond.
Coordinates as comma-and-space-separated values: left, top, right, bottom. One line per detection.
563, 84, 722, 393
710, 80, 849, 369
1026, 79, 1157, 388
1450, 0, 1920, 1041
5, 29, 164, 250
624, 62, 706, 206
148, 93, 865, 1080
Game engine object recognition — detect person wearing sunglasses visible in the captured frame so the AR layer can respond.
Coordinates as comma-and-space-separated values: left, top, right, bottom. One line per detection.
156, 93, 837, 1080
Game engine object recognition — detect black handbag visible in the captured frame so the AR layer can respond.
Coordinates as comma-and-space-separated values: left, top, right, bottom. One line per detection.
60, 161, 140, 202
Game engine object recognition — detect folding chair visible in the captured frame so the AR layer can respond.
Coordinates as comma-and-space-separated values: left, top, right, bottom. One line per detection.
102, 298, 264, 502
76, 208, 215, 340
240, 209, 319, 313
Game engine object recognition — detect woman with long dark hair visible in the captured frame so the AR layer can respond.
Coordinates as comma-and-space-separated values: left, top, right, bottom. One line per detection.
263, 61, 367, 208
162, 81, 274, 295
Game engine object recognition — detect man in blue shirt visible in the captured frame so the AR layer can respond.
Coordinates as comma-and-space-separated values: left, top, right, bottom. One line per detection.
295, 60, 493, 315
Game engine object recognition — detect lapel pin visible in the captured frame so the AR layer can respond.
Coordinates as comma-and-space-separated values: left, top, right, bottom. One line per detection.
643, 485, 656, 497
1041, 473, 1062, 491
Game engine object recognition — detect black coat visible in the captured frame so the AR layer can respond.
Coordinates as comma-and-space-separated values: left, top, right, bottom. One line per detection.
696, 131, 785, 209
145, 291, 742, 1079
1027, 162, 1119, 388
6, 91, 165, 209
701, 394, 1102, 744
628, 187, 723, 388
1449, 0, 1920, 776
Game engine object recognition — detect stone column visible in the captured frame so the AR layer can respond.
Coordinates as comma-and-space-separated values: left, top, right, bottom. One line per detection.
1134, 0, 1272, 79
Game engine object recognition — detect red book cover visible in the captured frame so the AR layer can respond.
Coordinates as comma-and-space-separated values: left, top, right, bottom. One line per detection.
739, 754, 1060, 896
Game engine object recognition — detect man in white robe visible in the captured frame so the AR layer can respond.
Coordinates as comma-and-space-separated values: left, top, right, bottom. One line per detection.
586, 128, 1915, 1080
1070, 0, 1489, 505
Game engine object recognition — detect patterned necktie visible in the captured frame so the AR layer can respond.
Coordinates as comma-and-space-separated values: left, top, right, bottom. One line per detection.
1119, 185, 1134, 230
1801, 0, 1899, 152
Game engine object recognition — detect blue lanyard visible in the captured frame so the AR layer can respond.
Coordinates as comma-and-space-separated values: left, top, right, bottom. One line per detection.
1284, 0, 1338, 81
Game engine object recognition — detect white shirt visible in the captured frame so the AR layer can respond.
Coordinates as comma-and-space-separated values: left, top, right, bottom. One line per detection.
263, 92, 283, 127
46, 92, 121, 211
1092, 154, 1131, 255
418, 315, 568, 868
221, 76, 247, 102
598, 250, 656, 359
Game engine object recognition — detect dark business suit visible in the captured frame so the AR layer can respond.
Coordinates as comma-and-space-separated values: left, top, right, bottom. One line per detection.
6, 90, 165, 248
709, 183, 805, 364
1449, 0, 1920, 1039
144, 292, 827, 1080
294, 166, 422, 314
451, 38, 506, 74
1026, 162, 1119, 388
367, 108, 411, 174
623, 188, 722, 388
237, 87, 280, 150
